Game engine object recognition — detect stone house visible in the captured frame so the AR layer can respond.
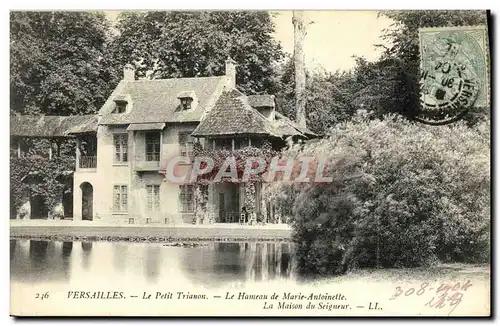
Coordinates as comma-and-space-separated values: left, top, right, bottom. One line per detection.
11, 59, 315, 224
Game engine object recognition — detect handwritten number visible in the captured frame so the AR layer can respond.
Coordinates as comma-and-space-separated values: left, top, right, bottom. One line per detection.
390, 286, 403, 300
405, 288, 415, 296
417, 283, 429, 296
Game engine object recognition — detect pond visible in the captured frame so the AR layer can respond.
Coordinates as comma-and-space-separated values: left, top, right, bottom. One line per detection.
10, 239, 296, 288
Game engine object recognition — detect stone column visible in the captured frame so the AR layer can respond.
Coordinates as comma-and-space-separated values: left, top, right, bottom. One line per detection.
73, 182, 82, 222
259, 183, 268, 223
75, 138, 81, 170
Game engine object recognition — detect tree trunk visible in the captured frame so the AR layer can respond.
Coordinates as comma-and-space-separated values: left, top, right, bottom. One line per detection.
293, 11, 307, 128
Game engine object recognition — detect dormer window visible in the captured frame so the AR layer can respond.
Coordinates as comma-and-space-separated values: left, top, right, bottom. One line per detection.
180, 98, 192, 110
177, 91, 196, 111
114, 101, 127, 114
112, 94, 132, 114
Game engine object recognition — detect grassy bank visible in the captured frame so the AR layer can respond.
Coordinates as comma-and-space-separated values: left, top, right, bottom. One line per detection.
314, 263, 490, 284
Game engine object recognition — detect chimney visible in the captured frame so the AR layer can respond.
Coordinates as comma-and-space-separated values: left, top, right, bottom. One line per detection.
225, 57, 237, 88
123, 63, 135, 81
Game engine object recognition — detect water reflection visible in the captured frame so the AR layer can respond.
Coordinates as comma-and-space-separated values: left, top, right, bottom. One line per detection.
113, 243, 128, 274
62, 242, 72, 257
10, 239, 72, 283
81, 242, 92, 270
10, 239, 16, 260
144, 246, 161, 283
10, 239, 295, 287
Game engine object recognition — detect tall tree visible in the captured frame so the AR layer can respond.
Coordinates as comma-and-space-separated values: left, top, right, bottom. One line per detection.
292, 11, 307, 128
10, 11, 116, 115
355, 10, 488, 119
109, 11, 284, 94
274, 57, 359, 135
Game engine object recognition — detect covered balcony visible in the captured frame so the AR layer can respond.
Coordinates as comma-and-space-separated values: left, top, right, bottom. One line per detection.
76, 134, 98, 171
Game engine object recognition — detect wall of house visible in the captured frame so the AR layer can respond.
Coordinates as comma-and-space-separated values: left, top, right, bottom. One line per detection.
128, 171, 184, 224
73, 125, 130, 223
73, 121, 279, 224
74, 123, 204, 224
129, 124, 199, 224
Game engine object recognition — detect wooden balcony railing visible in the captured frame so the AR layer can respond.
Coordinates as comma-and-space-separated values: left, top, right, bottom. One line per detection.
79, 156, 97, 169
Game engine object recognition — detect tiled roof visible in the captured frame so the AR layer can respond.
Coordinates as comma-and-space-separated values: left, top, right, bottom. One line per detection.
274, 112, 317, 138
248, 95, 275, 107
127, 122, 165, 131
192, 90, 277, 137
177, 90, 196, 99
191, 89, 316, 139
113, 94, 129, 102
10, 115, 97, 137
99, 76, 226, 125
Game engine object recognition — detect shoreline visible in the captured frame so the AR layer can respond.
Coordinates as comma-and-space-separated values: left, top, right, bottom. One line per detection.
10, 222, 293, 242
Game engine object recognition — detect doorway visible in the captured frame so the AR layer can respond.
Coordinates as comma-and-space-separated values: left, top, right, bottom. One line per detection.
218, 192, 225, 222
80, 182, 93, 221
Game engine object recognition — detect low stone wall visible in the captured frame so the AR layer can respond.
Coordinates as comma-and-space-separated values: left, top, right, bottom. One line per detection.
10, 224, 292, 242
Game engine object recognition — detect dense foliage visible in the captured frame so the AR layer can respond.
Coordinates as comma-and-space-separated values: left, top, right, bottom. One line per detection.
110, 11, 284, 94
10, 11, 116, 115
267, 114, 490, 275
10, 155, 74, 218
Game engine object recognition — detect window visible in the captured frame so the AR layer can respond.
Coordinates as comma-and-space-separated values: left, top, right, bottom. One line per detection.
114, 101, 127, 114
113, 185, 128, 212
179, 132, 194, 157
146, 185, 160, 212
114, 134, 128, 163
145, 132, 161, 161
178, 185, 194, 213
180, 98, 193, 110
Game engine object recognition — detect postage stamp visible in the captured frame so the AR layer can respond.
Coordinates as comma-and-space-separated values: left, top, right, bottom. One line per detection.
418, 26, 490, 124
9, 10, 491, 318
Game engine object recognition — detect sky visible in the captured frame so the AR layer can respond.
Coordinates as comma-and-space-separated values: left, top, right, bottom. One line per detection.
272, 11, 394, 72
104, 10, 394, 73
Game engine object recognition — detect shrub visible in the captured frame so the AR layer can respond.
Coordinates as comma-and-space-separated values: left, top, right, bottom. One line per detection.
267, 114, 490, 276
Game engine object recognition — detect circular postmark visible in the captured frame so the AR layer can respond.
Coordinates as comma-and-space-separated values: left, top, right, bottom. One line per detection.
417, 30, 484, 125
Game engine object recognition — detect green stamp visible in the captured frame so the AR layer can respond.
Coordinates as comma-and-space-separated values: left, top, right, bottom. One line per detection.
418, 26, 489, 124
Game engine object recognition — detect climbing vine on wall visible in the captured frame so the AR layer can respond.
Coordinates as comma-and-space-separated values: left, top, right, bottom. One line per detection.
193, 184, 209, 224
244, 182, 256, 212
192, 141, 279, 184
10, 155, 75, 217
189, 142, 280, 221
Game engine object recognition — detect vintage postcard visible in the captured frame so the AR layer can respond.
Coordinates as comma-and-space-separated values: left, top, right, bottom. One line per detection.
9, 10, 491, 317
